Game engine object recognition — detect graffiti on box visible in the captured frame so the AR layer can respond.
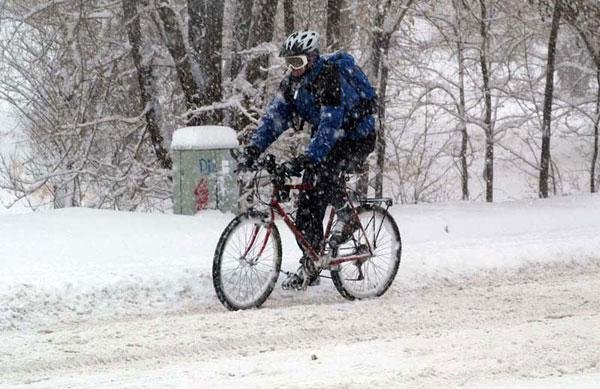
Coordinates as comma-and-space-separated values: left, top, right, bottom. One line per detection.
198, 158, 217, 175
194, 177, 209, 211
194, 158, 217, 211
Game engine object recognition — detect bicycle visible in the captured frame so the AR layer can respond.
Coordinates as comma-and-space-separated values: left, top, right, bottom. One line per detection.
212, 154, 402, 311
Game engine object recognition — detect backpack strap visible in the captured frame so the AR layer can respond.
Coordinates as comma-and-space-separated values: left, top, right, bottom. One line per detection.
279, 75, 296, 103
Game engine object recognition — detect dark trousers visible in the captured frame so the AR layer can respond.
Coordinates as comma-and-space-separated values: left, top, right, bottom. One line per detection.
295, 132, 376, 253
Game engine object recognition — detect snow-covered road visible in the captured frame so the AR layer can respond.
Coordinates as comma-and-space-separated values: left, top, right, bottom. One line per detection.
2, 194, 600, 387
2, 259, 600, 388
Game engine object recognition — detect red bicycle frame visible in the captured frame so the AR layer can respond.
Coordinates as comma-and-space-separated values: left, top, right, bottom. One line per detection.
249, 180, 374, 268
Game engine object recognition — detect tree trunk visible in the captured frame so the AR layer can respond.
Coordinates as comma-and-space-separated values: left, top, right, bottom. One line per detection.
592, 64, 600, 193
326, 0, 343, 51
284, 0, 295, 36
454, 0, 469, 200
369, 4, 385, 82
357, 3, 387, 196
123, 0, 172, 170
246, 0, 278, 84
374, 34, 391, 198
156, 3, 200, 125
231, 0, 254, 79
479, 0, 493, 202
188, 0, 225, 125
360, 0, 413, 197
539, 0, 562, 198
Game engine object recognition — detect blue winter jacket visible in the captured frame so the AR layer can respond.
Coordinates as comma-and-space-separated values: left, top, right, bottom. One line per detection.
250, 54, 376, 164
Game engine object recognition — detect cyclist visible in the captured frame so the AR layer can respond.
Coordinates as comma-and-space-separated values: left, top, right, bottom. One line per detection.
239, 30, 377, 289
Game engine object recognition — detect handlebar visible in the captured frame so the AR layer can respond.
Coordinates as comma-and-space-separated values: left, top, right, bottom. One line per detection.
235, 153, 291, 190
256, 154, 291, 187
237, 154, 293, 204
253, 154, 277, 174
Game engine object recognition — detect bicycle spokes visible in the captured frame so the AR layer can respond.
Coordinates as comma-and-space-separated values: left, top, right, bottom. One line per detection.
214, 214, 282, 310
331, 206, 401, 299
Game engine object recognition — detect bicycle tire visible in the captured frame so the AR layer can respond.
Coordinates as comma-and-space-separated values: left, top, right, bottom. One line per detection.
330, 205, 401, 300
213, 211, 282, 310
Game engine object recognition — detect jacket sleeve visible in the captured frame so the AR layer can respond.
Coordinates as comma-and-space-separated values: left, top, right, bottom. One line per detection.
305, 63, 344, 163
250, 83, 294, 152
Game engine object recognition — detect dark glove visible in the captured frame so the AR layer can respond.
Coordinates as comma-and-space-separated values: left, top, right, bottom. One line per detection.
237, 145, 260, 171
280, 155, 310, 178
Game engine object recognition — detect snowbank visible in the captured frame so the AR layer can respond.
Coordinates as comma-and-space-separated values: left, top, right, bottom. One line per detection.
1, 194, 600, 329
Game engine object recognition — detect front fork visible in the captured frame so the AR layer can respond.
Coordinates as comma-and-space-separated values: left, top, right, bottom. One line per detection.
241, 213, 273, 263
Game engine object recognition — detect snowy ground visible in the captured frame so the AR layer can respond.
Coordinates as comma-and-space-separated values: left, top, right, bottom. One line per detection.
1, 194, 600, 387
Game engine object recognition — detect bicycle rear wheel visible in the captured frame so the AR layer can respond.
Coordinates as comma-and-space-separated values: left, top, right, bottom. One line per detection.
330, 205, 401, 300
213, 211, 282, 310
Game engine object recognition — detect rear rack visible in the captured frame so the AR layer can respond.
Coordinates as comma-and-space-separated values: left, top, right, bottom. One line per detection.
359, 197, 393, 207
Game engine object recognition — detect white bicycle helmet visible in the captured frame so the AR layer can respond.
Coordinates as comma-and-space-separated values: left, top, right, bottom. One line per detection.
279, 30, 320, 57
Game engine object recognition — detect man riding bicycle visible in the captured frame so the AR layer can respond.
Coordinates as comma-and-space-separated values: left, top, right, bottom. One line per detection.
239, 30, 378, 290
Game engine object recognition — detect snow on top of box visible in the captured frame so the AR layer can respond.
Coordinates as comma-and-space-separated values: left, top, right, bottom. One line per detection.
171, 126, 238, 150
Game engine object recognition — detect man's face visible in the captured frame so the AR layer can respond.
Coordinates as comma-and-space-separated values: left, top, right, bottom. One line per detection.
291, 66, 307, 78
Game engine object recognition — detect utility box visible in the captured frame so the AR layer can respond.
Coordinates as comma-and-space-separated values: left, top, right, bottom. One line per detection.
172, 126, 238, 215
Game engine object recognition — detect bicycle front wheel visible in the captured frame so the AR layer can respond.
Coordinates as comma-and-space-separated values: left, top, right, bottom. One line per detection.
331, 205, 401, 300
213, 211, 282, 310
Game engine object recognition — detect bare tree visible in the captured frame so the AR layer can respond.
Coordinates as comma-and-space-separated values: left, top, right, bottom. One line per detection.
419, 0, 471, 200
155, 0, 200, 125
0, 0, 172, 210
245, 0, 278, 85
326, 0, 343, 51
374, 0, 415, 198
123, 0, 172, 170
538, 0, 563, 198
454, 0, 470, 200
4, 0, 600, 211
284, 0, 295, 35
475, 0, 494, 202
356, 0, 415, 197
231, 0, 255, 80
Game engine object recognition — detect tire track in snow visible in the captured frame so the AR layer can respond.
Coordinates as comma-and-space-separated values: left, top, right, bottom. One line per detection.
1, 259, 600, 384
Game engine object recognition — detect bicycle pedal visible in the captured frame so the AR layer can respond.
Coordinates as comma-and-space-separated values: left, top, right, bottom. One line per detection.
281, 271, 320, 291
281, 273, 304, 290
